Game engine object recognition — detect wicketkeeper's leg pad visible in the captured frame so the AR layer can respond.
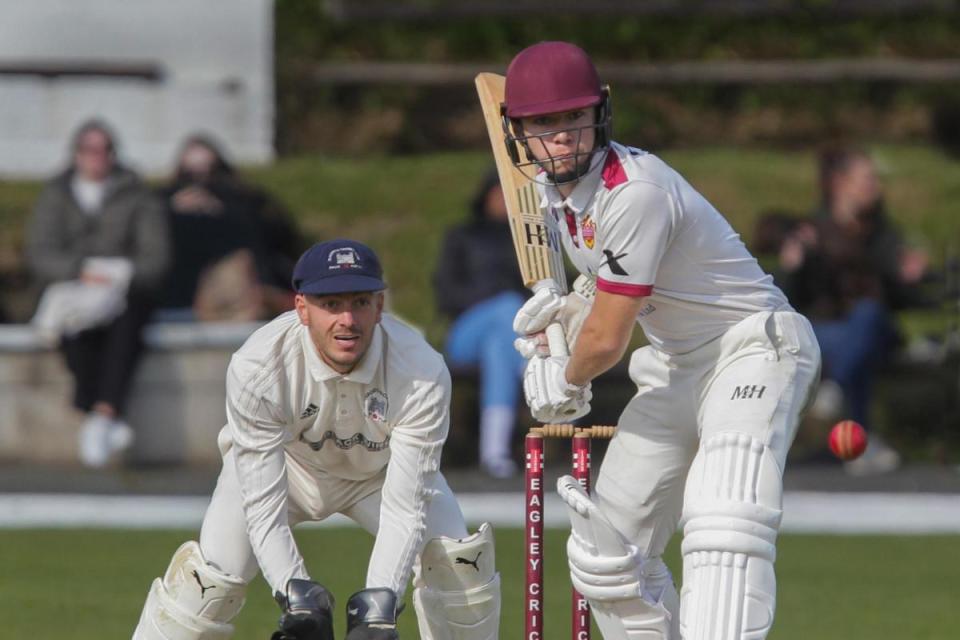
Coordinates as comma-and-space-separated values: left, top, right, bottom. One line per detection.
680, 432, 784, 640
133, 540, 247, 640
413, 522, 501, 640
558, 476, 673, 640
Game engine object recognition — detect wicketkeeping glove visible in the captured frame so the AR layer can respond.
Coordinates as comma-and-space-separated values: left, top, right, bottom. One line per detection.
345, 588, 401, 640
523, 355, 592, 423
272, 579, 335, 640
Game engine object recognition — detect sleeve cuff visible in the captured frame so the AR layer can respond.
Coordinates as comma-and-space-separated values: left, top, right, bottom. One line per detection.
596, 278, 653, 297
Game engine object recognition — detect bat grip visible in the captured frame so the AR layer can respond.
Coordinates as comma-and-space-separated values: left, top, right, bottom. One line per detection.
546, 322, 568, 357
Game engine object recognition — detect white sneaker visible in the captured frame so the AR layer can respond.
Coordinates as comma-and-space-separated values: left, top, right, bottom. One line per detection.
844, 434, 902, 476
78, 413, 112, 468
108, 419, 134, 454
809, 379, 845, 421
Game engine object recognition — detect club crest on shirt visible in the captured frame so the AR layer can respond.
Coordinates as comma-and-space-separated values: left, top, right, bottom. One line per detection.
582, 215, 596, 249
365, 389, 388, 423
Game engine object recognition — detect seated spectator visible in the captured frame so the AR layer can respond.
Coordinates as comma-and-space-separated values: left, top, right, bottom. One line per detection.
434, 170, 528, 478
157, 134, 307, 321
0, 247, 31, 324
25, 119, 170, 467
778, 146, 929, 475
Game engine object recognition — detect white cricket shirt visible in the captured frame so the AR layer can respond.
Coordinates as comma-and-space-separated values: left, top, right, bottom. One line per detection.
219, 311, 450, 594
540, 141, 789, 354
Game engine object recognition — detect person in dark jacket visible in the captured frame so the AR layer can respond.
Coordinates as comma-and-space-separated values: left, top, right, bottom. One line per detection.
157, 134, 307, 320
25, 119, 170, 467
434, 171, 528, 478
778, 146, 928, 474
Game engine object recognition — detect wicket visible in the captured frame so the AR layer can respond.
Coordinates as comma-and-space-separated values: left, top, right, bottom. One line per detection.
524, 425, 616, 640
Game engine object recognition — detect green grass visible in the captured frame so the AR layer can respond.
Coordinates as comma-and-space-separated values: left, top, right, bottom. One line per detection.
2, 144, 958, 343
0, 527, 956, 639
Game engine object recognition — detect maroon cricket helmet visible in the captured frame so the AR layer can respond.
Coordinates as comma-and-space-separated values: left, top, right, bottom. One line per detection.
504, 41, 603, 118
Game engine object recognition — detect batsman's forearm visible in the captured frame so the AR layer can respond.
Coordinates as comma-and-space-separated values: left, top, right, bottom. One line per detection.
564, 289, 643, 387
565, 321, 630, 387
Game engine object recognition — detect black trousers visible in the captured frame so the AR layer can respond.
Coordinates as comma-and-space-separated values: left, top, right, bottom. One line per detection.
60, 291, 155, 416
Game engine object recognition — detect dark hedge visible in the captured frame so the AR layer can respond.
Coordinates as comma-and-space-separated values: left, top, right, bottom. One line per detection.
274, 1, 960, 152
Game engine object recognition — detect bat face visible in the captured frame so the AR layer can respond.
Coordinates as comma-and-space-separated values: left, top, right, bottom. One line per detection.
475, 72, 568, 293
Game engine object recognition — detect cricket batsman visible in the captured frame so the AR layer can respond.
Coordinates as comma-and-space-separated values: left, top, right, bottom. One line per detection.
132, 239, 500, 640
502, 42, 822, 639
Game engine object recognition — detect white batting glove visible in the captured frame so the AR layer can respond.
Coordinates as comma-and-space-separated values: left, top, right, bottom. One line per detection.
514, 276, 597, 360
523, 355, 592, 423
514, 331, 550, 359
558, 275, 596, 349
513, 280, 565, 335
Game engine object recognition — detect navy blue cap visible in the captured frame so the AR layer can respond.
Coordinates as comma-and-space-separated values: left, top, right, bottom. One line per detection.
292, 239, 386, 295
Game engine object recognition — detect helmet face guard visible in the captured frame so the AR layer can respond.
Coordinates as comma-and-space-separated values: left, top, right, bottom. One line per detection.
500, 87, 612, 186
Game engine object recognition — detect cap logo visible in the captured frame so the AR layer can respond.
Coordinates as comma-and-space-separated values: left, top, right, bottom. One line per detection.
328, 247, 361, 269
294, 239, 384, 294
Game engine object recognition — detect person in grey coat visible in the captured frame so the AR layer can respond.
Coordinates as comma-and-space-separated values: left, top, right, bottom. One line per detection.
25, 119, 171, 467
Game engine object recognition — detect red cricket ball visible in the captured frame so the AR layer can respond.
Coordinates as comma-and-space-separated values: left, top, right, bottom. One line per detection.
828, 420, 868, 460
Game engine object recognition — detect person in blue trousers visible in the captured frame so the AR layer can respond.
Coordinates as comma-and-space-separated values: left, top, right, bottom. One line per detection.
434, 171, 528, 478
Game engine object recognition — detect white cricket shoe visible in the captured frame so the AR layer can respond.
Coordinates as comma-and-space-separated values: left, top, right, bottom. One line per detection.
78, 413, 112, 468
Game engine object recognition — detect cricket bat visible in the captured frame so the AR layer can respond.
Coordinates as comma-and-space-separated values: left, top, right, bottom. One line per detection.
475, 72, 569, 355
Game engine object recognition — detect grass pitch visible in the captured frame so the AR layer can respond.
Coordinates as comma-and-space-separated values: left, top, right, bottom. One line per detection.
0, 528, 955, 639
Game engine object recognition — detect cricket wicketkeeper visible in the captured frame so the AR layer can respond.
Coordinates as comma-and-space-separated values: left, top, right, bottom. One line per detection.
501, 42, 822, 639
132, 239, 500, 640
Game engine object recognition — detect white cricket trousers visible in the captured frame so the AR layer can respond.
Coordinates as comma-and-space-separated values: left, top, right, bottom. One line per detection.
594, 309, 821, 558
198, 451, 469, 586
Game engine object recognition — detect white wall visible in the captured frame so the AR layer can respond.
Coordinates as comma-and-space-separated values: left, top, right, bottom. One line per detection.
0, 0, 274, 177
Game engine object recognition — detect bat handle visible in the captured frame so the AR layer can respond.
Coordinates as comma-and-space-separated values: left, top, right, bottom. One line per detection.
546, 322, 568, 357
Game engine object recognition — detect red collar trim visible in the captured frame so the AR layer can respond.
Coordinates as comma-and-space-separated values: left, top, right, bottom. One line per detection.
602, 148, 627, 190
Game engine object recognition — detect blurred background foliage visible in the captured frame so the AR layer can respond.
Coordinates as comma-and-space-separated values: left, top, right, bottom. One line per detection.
275, 0, 960, 153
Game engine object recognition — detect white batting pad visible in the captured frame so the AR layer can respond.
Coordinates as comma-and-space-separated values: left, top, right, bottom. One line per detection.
680, 432, 783, 640
132, 541, 246, 640
558, 476, 672, 640
413, 522, 501, 640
